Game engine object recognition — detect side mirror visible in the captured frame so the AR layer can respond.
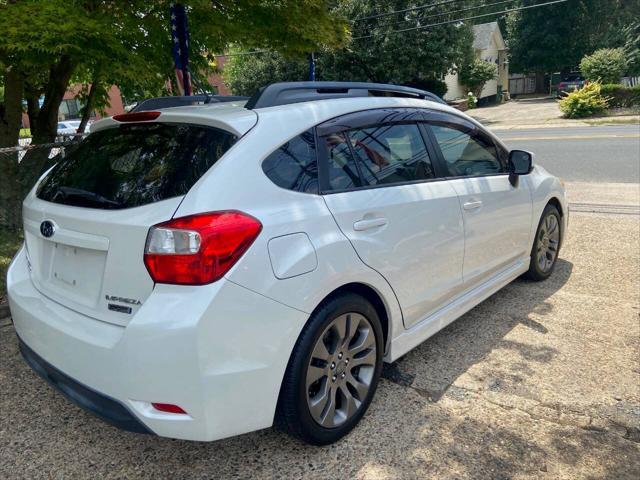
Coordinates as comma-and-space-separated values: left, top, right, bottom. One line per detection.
508, 150, 533, 186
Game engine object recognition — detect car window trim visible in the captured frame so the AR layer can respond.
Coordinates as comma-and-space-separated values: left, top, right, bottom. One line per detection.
421, 116, 508, 179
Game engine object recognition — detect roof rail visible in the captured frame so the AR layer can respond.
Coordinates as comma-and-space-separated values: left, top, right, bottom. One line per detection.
244, 81, 446, 110
132, 95, 249, 112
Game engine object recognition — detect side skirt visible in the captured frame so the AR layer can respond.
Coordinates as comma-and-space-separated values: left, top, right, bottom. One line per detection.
386, 258, 529, 362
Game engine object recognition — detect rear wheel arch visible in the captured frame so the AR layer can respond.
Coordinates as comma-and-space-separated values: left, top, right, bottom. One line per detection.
313, 283, 390, 354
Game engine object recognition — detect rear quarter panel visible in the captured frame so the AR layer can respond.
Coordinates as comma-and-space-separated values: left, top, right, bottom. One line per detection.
172, 107, 405, 353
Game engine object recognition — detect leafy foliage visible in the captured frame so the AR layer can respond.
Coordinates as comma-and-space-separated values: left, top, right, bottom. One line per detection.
507, 0, 638, 73
580, 48, 626, 84
459, 59, 497, 97
224, 52, 310, 96
559, 82, 608, 118
622, 21, 640, 76
600, 84, 640, 108
0, 0, 347, 230
225, 0, 473, 96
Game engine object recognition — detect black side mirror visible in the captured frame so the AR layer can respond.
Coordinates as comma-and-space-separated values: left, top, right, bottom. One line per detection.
508, 150, 533, 186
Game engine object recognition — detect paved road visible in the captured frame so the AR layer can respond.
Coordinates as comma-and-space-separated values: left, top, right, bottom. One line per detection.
492, 125, 640, 183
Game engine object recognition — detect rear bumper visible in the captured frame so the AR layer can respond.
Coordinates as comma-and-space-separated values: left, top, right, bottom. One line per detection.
8, 246, 308, 441
18, 337, 151, 434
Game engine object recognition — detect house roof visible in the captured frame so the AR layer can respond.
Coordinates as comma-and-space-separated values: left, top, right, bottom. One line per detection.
472, 22, 505, 50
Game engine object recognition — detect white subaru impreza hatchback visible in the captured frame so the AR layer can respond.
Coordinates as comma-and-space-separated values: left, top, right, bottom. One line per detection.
7, 82, 567, 445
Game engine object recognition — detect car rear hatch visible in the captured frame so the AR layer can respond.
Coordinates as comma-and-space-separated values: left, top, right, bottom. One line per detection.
23, 110, 254, 326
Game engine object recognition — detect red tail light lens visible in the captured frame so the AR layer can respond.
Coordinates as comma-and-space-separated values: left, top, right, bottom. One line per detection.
113, 111, 161, 122
151, 403, 187, 414
144, 211, 262, 285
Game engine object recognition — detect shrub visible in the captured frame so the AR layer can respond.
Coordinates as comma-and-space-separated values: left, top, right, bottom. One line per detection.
559, 82, 608, 118
600, 84, 640, 108
405, 78, 448, 98
459, 58, 497, 97
580, 48, 627, 84
466, 92, 478, 109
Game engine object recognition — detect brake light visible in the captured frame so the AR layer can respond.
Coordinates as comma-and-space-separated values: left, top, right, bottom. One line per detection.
113, 111, 161, 122
144, 211, 262, 285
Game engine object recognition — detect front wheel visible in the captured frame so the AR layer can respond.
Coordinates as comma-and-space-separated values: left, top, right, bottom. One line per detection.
524, 204, 561, 281
276, 293, 384, 445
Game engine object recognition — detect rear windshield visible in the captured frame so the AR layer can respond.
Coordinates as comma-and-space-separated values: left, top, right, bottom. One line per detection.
37, 123, 236, 209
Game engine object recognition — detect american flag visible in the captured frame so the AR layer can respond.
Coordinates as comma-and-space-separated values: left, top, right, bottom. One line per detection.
170, 3, 192, 96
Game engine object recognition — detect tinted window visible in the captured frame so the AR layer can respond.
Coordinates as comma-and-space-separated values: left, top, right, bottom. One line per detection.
262, 129, 318, 193
349, 124, 434, 186
324, 133, 363, 191
430, 124, 504, 177
37, 123, 236, 209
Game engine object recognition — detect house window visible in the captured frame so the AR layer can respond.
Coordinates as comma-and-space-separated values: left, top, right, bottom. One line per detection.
58, 98, 95, 121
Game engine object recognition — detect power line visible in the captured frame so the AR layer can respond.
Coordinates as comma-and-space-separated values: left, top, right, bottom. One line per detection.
353, 0, 468, 23
353, 0, 569, 39
359, 0, 518, 32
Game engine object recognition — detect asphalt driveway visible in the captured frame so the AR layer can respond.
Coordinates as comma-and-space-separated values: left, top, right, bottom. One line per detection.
1, 188, 638, 479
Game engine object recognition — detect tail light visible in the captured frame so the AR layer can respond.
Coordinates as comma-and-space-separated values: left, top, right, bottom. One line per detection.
144, 211, 262, 285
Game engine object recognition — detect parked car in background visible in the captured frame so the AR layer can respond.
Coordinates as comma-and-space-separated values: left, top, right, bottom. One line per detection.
8, 82, 567, 446
557, 74, 586, 97
57, 120, 92, 135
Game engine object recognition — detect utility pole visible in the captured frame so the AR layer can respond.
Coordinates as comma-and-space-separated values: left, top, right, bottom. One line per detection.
309, 52, 316, 81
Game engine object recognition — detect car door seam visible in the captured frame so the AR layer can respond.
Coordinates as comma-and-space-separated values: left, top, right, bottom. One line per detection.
320, 195, 406, 326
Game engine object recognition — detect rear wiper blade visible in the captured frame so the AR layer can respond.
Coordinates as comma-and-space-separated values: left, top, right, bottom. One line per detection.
54, 186, 123, 208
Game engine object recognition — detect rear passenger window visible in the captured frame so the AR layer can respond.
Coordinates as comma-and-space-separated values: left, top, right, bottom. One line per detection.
430, 124, 504, 177
349, 124, 435, 186
324, 133, 363, 191
262, 129, 318, 194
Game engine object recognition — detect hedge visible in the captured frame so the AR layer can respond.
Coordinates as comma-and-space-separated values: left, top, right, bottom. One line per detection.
600, 84, 640, 108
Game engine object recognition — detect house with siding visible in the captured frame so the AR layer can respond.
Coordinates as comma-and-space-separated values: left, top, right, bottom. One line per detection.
443, 22, 509, 102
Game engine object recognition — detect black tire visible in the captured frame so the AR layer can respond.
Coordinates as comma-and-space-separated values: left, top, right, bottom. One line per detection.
524, 204, 561, 281
275, 293, 384, 445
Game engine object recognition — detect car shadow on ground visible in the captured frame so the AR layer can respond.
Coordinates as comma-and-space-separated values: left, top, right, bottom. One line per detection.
383, 258, 574, 402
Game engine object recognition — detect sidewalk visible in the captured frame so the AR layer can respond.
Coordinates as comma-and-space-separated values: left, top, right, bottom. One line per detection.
467, 97, 640, 130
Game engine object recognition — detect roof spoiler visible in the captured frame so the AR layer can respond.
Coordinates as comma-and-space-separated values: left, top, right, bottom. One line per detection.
131, 95, 249, 112
244, 81, 447, 109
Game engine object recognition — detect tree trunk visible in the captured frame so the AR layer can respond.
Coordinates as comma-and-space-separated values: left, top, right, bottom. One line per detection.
31, 55, 76, 145
0, 67, 25, 231
78, 80, 99, 134
18, 55, 77, 212
25, 93, 41, 138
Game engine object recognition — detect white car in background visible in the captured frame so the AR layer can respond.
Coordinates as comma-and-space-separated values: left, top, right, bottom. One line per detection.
7, 82, 567, 445
57, 120, 92, 135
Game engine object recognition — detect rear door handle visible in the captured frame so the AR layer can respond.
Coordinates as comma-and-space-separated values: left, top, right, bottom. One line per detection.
463, 200, 483, 211
353, 217, 388, 231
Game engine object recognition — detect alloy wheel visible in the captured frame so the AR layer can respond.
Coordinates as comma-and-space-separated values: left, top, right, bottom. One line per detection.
305, 312, 377, 428
536, 213, 560, 272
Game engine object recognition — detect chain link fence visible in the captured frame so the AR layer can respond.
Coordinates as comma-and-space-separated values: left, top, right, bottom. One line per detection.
3, 133, 88, 162
0, 134, 88, 229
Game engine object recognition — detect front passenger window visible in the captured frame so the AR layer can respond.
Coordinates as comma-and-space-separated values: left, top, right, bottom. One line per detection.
430, 124, 504, 177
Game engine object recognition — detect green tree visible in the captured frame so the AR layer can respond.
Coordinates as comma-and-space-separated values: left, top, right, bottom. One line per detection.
0, 0, 346, 230
507, 0, 638, 74
622, 21, 640, 76
226, 0, 474, 96
459, 58, 498, 97
580, 48, 626, 83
